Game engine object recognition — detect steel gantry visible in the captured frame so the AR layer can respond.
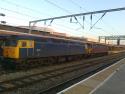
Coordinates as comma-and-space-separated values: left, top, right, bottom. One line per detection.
99, 35, 125, 45
29, 7, 125, 33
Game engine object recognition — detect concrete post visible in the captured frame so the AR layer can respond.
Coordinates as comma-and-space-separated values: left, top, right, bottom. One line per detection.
117, 39, 120, 45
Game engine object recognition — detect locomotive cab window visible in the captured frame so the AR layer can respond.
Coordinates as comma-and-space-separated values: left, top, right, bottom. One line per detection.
18, 40, 34, 48
4, 40, 17, 47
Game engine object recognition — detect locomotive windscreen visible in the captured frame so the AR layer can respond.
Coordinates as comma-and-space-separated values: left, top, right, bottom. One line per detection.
4, 40, 17, 47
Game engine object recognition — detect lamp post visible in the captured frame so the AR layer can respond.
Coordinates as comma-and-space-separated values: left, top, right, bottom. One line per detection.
0, 13, 6, 24
0, 21, 6, 24
0, 13, 5, 17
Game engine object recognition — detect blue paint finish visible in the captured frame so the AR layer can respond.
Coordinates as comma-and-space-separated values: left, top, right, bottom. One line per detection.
12, 34, 86, 58
33, 42, 86, 58
28, 48, 34, 57
19, 48, 27, 58
19, 48, 34, 58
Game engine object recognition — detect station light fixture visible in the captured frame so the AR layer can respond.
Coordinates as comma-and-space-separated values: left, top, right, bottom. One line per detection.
0, 21, 6, 24
0, 13, 5, 17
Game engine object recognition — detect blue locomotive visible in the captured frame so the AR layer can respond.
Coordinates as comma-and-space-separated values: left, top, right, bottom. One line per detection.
0, 33, 108, 69
0, 34, 87, 68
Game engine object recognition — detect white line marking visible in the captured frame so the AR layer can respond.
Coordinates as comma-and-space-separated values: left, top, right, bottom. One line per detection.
89, 69, 116, 94
90, 63, 125, 94
57, 58, 125, 94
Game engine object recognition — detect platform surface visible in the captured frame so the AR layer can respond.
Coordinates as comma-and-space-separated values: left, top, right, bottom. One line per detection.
57, 58, 125, 94
92, 64, 125, 94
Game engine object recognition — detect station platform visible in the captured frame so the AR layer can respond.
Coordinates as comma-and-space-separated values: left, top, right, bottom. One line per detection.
108, 50, 125, 54
57, 58, 125, 94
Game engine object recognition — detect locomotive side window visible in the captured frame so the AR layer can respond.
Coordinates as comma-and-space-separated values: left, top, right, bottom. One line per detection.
18, 40, 27, 48
86, 43, 92, 48
0, 40, 4, 47
29, 42, 33, 47
22, 41, 27, 47
18, 40, 34, 48
28, 41, 34, 48
0, 41, 3, 46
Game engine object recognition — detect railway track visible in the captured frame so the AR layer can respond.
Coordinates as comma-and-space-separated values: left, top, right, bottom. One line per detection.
0, 52, 125, 94
37, 53, 125, 94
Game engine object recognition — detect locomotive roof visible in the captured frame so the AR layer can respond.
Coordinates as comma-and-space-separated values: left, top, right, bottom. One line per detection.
0, 30, 109, 46
0, 30, 86, 43
15, 34, 86, 43
0, 35, 12, 40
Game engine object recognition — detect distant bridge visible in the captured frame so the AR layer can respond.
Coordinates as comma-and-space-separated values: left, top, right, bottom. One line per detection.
99, 35, 125, 45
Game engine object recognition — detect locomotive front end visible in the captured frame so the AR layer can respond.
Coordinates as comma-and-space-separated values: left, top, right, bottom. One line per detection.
3, 40, 19, 59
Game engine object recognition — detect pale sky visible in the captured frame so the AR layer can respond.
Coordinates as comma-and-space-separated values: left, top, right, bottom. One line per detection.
0, 0, 125, 40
